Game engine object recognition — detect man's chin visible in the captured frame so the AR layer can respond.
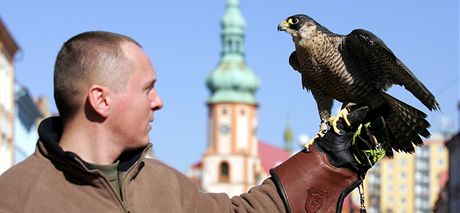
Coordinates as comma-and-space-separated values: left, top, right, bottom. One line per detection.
124, 139, 150, 152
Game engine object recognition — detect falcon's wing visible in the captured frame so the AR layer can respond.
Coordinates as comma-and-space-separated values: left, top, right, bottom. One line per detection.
289, 51, 310, 92
289, 51, 300, 71
342, 29, 439, 111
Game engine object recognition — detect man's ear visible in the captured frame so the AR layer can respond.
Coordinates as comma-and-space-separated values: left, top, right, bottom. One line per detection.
87, 85, 110, 118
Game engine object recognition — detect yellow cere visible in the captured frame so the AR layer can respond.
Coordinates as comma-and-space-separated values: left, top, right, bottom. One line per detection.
282, 20, 289, 26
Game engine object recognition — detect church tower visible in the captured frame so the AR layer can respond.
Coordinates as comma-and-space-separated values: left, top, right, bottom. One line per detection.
202, 0, 261, 196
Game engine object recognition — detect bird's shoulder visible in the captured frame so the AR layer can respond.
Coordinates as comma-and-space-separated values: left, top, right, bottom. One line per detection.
344, 29, 395, 56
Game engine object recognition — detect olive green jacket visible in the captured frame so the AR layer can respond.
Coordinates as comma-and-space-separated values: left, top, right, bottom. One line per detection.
0, 117, 285, 213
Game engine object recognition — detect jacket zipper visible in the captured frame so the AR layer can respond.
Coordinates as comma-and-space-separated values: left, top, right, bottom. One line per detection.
97, 173, 131, 212
119, 145, 151, 212
119, 160, 143, 213
91, 145, 150, 213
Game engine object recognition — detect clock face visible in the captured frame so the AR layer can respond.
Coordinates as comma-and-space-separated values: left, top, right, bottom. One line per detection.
220, 124, 230, 134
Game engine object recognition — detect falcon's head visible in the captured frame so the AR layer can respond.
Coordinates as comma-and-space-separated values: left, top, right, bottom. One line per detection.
278, 14, 326, 39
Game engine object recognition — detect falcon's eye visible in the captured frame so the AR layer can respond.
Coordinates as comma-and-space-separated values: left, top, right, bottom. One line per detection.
288, 17, 299, 25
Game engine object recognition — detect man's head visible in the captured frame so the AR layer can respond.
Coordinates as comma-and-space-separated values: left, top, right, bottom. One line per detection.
54, 31, 163, 149
54, 31, 140, 122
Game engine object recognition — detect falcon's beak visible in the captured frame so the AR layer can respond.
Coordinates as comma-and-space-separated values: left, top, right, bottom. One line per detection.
277, 20, 289, 31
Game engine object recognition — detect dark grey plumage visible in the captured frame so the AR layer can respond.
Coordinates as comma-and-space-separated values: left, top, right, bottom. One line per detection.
278, 14, 439, 156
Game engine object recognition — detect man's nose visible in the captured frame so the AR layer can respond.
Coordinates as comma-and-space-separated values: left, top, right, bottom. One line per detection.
151, 92, 163, 111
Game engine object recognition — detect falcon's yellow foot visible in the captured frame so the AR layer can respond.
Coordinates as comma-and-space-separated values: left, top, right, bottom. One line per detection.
304, 135, 317, 148
328, 108, 351, 134
304, 131, 326, 148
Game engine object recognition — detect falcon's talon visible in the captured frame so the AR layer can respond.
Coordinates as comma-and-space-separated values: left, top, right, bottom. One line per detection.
331, 124, 343, 135
329, 108, 350, 135
304, 126, 327, 148
304, 130, 326, 148
343, 112, 351, 126
319, 122, 330, 132
304, 137, 316, 148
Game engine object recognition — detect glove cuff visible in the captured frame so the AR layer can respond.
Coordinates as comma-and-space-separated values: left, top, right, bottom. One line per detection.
270, 145, 361, 213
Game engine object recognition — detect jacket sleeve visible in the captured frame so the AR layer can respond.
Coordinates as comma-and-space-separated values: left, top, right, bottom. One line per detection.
163, 163, 286, 213
162, 145, 359, 213
193, 179, 287, 213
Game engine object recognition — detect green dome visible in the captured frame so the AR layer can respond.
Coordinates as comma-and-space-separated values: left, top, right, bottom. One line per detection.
206, 57, 260, 104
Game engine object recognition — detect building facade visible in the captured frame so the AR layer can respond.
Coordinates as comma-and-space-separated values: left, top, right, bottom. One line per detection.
14, 85, 50, 163
445, 132, 460, 212
362, 134, 449, 213
0, 19, 19, 175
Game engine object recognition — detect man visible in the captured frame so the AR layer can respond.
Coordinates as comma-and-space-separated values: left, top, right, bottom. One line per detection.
0, 31, 375, 212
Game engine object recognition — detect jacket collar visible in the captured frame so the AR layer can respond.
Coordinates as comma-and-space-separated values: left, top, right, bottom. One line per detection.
37, 116, 152, 172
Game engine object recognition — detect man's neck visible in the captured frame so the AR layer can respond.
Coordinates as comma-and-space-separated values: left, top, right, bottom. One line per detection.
59, 118, 122, 165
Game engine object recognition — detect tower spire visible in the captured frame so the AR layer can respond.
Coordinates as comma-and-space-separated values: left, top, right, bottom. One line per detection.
283, 111, 293, 153
221, 0, 245, 59
206, 0, 259, 104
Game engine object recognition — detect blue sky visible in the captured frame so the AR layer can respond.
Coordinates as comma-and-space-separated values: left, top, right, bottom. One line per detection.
1, 0, 458, 172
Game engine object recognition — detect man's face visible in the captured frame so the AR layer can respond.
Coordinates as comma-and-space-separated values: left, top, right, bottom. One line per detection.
108, 42, 163, 150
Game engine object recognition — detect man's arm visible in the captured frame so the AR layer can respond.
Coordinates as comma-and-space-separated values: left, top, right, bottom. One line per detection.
167, 107, 372, 213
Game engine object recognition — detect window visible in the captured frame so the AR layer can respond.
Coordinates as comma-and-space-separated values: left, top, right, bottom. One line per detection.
219, 161, 230, 182
437, 146, 444, 153
254, 164, 261, 183
400, 159, 407, 166
437, 159, 444, 166
387, 185, 392, 191
400, 185, 407, 192
387, 174, 393, 180
387, 162, 393, 170
400, 172, 407, 179
401, 198, 407, 205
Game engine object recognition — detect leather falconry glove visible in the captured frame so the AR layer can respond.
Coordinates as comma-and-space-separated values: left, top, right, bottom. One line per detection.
270, 106, 369, 213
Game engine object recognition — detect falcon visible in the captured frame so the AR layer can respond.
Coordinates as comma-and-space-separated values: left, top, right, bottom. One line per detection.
278, 14, 439, 157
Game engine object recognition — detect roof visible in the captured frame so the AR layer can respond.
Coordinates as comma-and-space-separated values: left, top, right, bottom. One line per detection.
258, 141, 290, 174
0, 18, 19, 61
191, 161, 202, 169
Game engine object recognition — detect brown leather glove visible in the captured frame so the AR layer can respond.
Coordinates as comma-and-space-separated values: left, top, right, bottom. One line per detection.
270, 107, 368, 213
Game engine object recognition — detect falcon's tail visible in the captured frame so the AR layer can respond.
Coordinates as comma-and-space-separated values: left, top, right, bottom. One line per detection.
378, 93, 431, 157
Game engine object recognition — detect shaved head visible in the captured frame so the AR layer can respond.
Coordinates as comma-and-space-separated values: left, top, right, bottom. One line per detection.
54, 31, 141, 122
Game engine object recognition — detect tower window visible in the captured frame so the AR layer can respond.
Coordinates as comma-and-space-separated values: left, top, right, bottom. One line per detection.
228, 40, 233, 52
219, 161, 230, 182
240, 109, 245, 116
